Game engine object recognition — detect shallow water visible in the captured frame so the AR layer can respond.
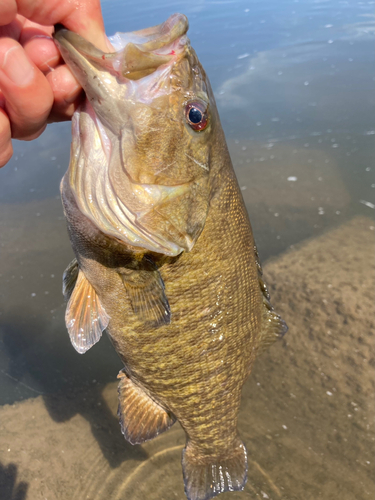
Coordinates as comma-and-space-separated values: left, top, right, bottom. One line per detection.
0, 1, 374, 499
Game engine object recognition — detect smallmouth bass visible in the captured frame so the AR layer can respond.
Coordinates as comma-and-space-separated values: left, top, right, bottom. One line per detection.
54, 13, 287, 500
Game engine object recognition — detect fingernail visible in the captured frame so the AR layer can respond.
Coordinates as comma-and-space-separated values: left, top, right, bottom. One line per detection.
29, 35, 53, 41
1, 45, 34, 86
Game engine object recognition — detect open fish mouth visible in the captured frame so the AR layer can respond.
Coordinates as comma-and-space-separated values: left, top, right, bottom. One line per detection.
54, 13, 189, 92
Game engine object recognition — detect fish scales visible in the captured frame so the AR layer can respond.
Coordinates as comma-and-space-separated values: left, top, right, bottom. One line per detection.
54, 13, 287, 500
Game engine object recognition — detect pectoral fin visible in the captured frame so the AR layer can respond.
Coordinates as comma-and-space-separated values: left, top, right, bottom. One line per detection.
62, 258, 79, 301
65, 268, 110, 354
119, 257, 171, 327
117, 369, 176, 445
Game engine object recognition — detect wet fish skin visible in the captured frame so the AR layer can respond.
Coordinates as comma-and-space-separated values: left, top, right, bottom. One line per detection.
55, 13, 287, 500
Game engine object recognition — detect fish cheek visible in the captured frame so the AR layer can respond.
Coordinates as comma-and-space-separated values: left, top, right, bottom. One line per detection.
121, 113, 210, 187
120, 103, 190, 185
120, 104, 159, 185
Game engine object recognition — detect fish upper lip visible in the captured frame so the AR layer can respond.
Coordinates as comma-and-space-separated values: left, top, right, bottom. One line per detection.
53, 13, 189, 65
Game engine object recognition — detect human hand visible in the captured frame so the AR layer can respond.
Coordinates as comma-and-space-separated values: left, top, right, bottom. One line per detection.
0, 0, 109, 167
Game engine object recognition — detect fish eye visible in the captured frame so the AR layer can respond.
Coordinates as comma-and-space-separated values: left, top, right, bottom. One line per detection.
185, 100, 209, 131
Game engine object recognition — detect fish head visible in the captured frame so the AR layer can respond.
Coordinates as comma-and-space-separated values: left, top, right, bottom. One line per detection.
54, 14, 218, 256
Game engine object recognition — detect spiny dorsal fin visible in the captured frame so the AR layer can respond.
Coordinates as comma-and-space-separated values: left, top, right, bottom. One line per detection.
119, 256, 171, 327
65, 269, 110, 354
253, 244, 271, 299
62, 258, 79, 301
117, 369, 176, 445
254, 244, 288, 354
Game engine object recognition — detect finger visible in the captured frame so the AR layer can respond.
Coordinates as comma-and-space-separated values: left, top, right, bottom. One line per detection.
0, 18, 61, 75
24, 35, 60, 73
14, 0, 108, 51
0, 0, 17, 26
0, 38, 53, 139
0, 16, 25, 40
47, 64, 84, 121
20, 18, 53, 38
21, 21, 60, 73
0, 108, 13, 167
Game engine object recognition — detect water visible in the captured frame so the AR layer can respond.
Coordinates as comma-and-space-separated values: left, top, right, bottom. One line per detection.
0, 1, 374, 499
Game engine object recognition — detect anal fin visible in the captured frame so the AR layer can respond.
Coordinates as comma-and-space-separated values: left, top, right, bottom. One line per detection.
117, 369, 176, 445
65, 269, 110, 354
182, 438, 248, 500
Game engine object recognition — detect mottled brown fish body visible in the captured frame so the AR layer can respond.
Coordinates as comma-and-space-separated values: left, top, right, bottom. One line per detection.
55, 13, 287, 500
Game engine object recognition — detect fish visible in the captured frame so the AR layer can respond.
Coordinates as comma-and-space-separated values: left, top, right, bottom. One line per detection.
53, 13, 287, 500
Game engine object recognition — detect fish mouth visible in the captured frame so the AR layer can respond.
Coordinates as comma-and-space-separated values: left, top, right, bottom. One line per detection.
53, 13, 190, 135
53, 13, 189, 81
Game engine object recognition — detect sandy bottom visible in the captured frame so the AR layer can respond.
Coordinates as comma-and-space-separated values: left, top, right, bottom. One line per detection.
0, 216, 374, 500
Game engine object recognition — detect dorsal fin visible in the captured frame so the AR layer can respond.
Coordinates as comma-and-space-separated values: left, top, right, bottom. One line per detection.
64, 267, 110, 354
254, 245, 288, 353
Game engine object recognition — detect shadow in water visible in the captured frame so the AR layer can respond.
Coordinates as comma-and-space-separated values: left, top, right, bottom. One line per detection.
0, 308, 147, 468
0, 463, 28, 500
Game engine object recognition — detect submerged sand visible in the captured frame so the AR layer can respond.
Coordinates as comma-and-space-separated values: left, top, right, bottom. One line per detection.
0, 216, 374, 500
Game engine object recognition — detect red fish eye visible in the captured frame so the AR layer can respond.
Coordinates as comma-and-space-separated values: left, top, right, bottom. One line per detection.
185, 101, 208, 131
